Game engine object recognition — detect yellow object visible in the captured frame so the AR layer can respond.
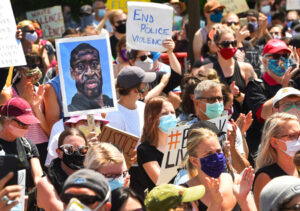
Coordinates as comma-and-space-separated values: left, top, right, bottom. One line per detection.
5, 67, 14, 87
107, 0, 151, 12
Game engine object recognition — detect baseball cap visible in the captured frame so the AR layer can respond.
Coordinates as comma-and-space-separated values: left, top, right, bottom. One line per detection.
62, 169, 111, 203
117, 66, 156, 89
144, 184, 205, 211
80, 5, 93, 16
246, 9, 259, 19
1, 97, 40, 125
189, 120, 226, 137
289, 34, 300, 48
273, 87, 300, 107
64, 114, 109, 126
260, 175, 300, 211
204, 0, 225, 13
263, 39, 291, 56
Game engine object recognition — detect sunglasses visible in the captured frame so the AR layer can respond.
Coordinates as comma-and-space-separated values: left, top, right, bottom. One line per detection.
211, 9, 223, 14
25, 30, 36, 34
197, 96, 223, 104
282, 203, 300, 211
138, 54, 153, 62
116, 19, 126, 25
61, 194, 101, 205
10, 118, 28, 128
218, 40, 237, 48
102, 170, 128, 181
59, 144, 88, 156
267, 53, 290, 60
226, 21, 239, 26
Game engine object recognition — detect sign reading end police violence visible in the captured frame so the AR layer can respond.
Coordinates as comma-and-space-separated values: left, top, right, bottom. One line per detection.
126, 1, 173, 52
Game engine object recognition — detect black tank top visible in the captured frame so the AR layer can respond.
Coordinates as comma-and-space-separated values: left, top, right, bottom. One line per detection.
213, 60, 246, 92
254, 163, 287, 186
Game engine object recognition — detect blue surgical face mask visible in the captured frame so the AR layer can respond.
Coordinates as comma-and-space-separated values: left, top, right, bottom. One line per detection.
210, 12, 223, 23
200, 152, 226, 178
98, 9, 105, 18
261, 5, 271, 15
286, 20, 293, 29
107, 176, 124, 191
248, 21, 258, 33
268, 58, 290, 76
204, 102, 224, 119
158, 114, 177, 133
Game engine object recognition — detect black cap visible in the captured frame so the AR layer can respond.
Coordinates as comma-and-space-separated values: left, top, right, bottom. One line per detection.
189, 120, 225, 137
292, 19, 300, 32
246, 9, 259, 19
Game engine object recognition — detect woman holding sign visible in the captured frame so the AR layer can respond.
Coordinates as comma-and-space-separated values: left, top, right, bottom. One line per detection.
183, 128, 257, 211
130, 96, 177, 199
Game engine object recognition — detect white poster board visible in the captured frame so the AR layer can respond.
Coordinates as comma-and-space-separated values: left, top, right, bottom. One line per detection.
157, 115, 228, 185
286, 0, 300, 10
10, 170, 25, 211
26, 6, 65, 39
126, 1, 173, 52
0, 0, 26, 68
56, 34, 118, 117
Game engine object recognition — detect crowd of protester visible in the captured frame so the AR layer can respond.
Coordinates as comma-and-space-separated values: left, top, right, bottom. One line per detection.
2, 0, 300, 210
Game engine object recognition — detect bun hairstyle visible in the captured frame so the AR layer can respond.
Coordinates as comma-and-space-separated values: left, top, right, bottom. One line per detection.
213, 26, 235, 44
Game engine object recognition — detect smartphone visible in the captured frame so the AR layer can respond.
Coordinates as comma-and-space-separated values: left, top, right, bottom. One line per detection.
240, 17, 248, 28
0, 155, 21, 186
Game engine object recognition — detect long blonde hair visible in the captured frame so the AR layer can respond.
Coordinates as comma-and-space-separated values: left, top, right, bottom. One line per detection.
84, 142, 125, 171
255, 113, 298, 171
186, 128, 218, 178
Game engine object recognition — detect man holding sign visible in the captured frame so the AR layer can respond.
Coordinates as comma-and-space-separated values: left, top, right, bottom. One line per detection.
68, 43, 113, 112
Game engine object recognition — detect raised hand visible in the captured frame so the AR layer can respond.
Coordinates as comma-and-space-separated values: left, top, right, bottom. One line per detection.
233, 166, 255, 201
230, 81, 240, 97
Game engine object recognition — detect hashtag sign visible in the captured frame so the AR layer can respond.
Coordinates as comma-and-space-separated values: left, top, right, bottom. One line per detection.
168, 130, 182, 150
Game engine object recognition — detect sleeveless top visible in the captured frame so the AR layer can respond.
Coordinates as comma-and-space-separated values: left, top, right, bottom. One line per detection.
181, 182, 240, 211
254, 163, 287, 186
213, 60, 246, 93
48, 75, 63, 118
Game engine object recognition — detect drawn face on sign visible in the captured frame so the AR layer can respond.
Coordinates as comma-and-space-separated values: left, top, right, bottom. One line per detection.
70, 43, 102, 99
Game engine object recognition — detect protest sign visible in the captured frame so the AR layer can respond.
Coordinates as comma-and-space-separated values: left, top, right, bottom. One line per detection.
286, 0, 300, 10
157, 115, 229, 185
10, 170, 26, 211
56, 34, 117, 117
127, 2, 173, 52
99, 125, 139, 168
26, 6, 65, 39
0, 0, 26, 68
107, 0, 150, 12
218, 0, 249, 14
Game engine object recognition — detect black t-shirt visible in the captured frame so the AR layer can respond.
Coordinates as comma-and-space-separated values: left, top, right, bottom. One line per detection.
110, 35, 119, 59
243, 73, 281, 163
0, 138, 39, 158
130, 141, 163, 199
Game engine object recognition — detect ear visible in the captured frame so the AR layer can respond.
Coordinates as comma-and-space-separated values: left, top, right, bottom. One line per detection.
56, 148, 63, 159
262, 57, 268, 67
70, 67, 76, 80
129, 59, 135, 66
270, 137, 278, 149
104, 202, 111, 211
189, 156, 200, 169
190, 94, 195, 101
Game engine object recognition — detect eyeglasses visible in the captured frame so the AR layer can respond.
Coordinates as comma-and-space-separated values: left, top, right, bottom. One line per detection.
279, 101, 300, 109
10, 118, 28, 128
197, 96, 223, 104
138, 54, 153, 62
266, 53, 290, 60
282, 204, 300, 210
59, 144, 88, 156
211, 9, 223, 14
278, 132, 300, 140
137, 84, 149, 94
218, 40, 237, 48
226, 21, 239, 26
116, 19, 126, 25
102, 170, 128, 181
61, 194, 101, 205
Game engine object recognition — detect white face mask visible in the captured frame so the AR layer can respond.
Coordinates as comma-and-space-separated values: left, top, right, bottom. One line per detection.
261, 5, 271, 14
25, 32, 38, 42
135, 57, 153, 72
65, 197, 107, 211
278, 138, 300, 158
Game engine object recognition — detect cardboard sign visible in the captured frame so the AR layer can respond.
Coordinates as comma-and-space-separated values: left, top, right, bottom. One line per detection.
26, 6, 65, 39
56, 34, 118, 117
126, 1, 173, 52
107, 0, 151, 12
99, 125, 139, 168
286, 0, 300, 10
0, 0, 26, 68
218, 0, 249, 14
157, 115, 228, 185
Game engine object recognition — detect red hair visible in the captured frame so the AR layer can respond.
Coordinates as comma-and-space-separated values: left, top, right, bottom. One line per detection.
141, 96, 169, 147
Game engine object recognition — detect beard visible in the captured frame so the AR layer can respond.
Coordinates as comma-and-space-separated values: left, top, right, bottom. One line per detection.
76, 74, 102, 99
